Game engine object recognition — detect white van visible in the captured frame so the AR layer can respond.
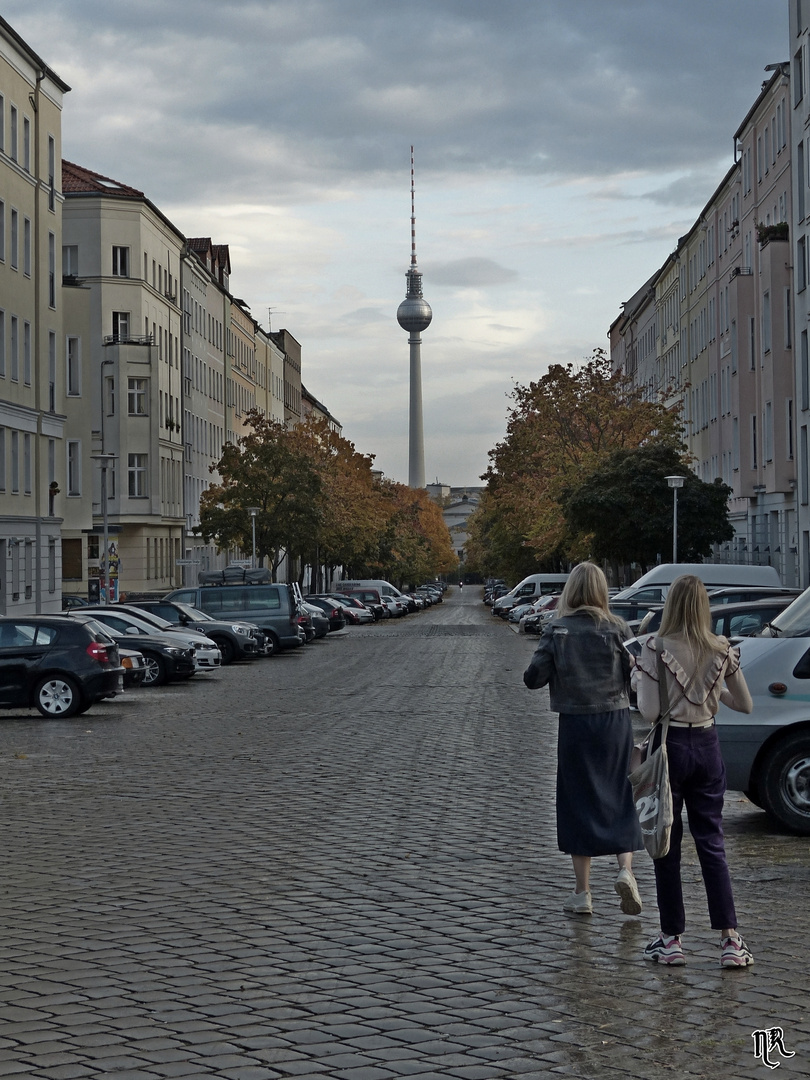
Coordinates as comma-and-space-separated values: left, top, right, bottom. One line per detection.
612, 563, 782, 607
337, 579, 405, 599
492, 573, 570, 616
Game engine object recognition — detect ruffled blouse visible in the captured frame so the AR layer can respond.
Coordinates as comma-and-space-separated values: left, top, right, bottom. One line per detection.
631, 634, 753, 725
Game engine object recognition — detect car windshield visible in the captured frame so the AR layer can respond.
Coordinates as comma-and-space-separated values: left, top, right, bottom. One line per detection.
120, 608, 173, 630
176, 603, 214, 621
80, 618, 117, 645
760, 590, 809, 637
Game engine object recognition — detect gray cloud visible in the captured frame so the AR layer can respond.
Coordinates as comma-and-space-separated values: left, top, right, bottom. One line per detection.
429, 258, 518, 287
9, 0, 787, 205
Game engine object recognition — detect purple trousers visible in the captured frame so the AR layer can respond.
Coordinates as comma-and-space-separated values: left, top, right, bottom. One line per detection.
652, 724, 738, 936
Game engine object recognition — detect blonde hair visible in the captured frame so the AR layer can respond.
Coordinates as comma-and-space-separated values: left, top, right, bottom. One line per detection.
556, 562, 624, 626
657, 574, 727, 666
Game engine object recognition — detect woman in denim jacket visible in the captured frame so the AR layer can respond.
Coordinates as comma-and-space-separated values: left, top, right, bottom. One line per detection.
524, 562, 643, 916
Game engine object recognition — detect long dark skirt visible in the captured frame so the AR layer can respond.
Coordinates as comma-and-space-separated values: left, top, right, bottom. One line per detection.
556, 708, 643, 856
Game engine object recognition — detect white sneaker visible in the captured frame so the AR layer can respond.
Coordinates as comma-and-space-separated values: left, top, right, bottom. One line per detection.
563, 889, 593, 915
615, 867, 642, 915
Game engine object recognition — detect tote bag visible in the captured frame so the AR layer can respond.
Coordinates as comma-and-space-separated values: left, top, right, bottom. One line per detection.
628, 640, 675, 859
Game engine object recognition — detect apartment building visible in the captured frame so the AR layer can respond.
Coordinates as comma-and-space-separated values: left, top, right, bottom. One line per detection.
61, 161, 186, 597
181, 238, 228, 580
611, 66, 798, 585
0, 18, 71, 613
791, 2, 810, 585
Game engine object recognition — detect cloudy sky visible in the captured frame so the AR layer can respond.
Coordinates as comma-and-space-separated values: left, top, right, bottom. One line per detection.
7, 0, 789, 486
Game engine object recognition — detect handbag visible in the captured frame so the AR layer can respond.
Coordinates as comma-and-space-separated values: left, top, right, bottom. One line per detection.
628, 639, 675, 859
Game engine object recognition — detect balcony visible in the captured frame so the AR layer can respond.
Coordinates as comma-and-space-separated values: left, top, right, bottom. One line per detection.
102, 334, 155, 347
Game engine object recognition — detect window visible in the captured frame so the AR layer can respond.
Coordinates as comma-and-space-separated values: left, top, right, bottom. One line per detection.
0, 199, 4, 262
66, 337, 81, 396
62, 245, 78, 277
0, 427, 5, 491
9, 105, 17, 162
800, 237, 808, 293
10, 316, 18, 381
112, 246, 129, 277
788, 399, 795, 460
48, 136, 55, 212
48, 332, 55, 410
765, 402, 773, 462
127, 377, 148, 415
803, 331, 809, 411
763, 292, 771, 354
23, 217, 30, 276
23, 116, 29, 172
0, 310, 4, 378
23, 433, 31, 493
112, 311, 130, 341
10, 209, 17, 270
796, 47, 805, 107
23, 322, 30, 386
128, 453, 148, 497
0, 94, 4, 153
786, 288, 793, 349
751, 414, 758, 469
67, 440, 81, 496
62, 538, 82, 581
49, 233, 55, 307
10, 430, 18, 493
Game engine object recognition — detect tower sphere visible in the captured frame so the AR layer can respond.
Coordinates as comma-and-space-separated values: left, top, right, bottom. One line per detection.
397, 296, 433, 333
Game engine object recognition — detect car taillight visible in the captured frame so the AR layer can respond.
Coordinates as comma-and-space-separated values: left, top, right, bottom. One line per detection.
297, 615, 307, 625
331, 608, 340, 618
86, 641, 109, 663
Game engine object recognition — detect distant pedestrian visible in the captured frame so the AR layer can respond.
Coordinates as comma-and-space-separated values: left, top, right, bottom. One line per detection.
523, 562, 642, 917
458, 580, 463, 590
632, 574, 755, 967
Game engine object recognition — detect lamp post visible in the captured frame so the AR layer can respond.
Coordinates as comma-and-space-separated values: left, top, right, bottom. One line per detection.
92, 454, 117, 604
247, 507, 260, 569
665, 475, 686, 564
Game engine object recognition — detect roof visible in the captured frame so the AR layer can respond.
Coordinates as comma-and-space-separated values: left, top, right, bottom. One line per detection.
62, 160, 145, 198
0, 15, 71, 94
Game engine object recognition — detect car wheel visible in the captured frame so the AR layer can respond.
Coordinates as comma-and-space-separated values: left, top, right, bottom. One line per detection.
34, 675, 82, 718
214, 637, 235, 665
758, 731, 810, 833
264, 633, 279, 657
141, 652, 168, 687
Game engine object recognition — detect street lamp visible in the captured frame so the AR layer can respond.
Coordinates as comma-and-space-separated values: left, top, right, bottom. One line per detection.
91, 454, 117, 604
665, 475, 686, 564
247, 507, 260, 569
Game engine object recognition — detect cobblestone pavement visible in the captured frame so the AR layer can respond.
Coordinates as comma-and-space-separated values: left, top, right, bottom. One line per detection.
0, 589, 807, 1079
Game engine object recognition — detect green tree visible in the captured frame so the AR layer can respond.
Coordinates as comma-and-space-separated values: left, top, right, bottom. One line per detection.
197, 411, 321, 577
561, 441, 733, 569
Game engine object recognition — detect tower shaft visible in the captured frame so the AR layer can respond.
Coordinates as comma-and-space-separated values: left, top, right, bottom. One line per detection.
408, 334, 425, 489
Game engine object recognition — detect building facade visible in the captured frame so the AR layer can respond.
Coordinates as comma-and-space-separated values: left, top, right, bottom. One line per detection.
0, 18, 70, 613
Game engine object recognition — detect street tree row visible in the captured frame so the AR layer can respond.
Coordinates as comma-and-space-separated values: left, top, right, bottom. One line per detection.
464, 350, 733, 582
196, 411, 457, 589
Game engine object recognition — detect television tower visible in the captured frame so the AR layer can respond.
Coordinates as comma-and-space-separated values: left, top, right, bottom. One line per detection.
397, 146, 432, 489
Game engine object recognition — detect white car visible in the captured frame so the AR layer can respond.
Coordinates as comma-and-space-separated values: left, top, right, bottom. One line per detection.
81, 606, 222, 672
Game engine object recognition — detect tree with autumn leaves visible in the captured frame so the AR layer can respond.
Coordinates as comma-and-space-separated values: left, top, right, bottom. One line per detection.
465, 349, 733, 580
196, 411, 456, 586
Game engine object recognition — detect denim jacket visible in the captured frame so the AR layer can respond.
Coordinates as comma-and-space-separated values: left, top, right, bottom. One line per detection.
523, 611, 632, 715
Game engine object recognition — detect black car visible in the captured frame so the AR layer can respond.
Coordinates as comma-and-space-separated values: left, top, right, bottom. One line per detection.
301, 602, 330, 639
0, 615, 123, 717
126, 600, 262, 664
304, 596, 347, 632
68, 613, 196, 687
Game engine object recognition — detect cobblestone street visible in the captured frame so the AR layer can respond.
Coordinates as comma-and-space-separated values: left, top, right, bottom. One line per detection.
0, 588, 807, 1079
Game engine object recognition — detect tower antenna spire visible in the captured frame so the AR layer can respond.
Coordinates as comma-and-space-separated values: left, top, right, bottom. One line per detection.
411, 145, 418, 269
397, 146, 432, 489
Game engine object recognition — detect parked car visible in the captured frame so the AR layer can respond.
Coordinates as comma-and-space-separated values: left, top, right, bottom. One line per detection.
80, 606, 221, 672
299, 602, 329, 638
304, 596, 347, 632
338, 588, 386, 621
165, 582, 305, 655
328, 594, 376, 624
637, 597, 796, 639
61, 595, 90, 610
126, 600, 263, 664
118, 645, 148, 688
69, 612, 197, 687
0, 615, 123, 717
521, 594, 561, 633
